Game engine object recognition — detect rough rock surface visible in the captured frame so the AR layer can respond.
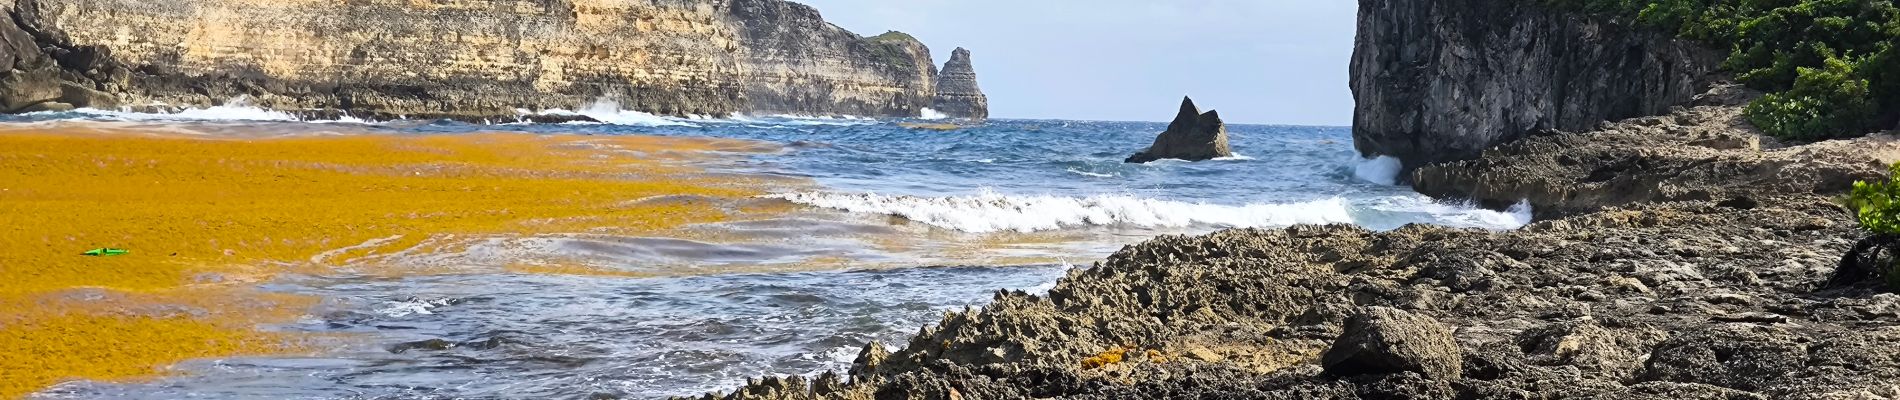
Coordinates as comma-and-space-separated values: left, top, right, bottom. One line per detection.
691, 195, 1900, 399
929, 47, 987, 120
0, 0, 977, 120
1413, 85, 1900, 218
1351, 0, 1720, 171
1321, 307, 1461, 379
1125, 97, 1232, 163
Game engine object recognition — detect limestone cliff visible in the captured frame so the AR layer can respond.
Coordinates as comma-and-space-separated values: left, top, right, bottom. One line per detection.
1351, 0, 1720, 171
0, 0, 977, 120
930, 47, 987, 119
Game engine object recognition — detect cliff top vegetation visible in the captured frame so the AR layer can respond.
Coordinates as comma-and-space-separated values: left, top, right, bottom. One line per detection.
1549, 0, 1900, 141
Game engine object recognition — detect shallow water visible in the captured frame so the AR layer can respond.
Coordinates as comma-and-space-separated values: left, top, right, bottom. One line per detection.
35, 266, 1068, 399
10, 104, 1528, 399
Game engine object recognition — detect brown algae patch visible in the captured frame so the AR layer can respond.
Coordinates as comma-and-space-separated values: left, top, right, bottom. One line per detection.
0, 129, 777, 398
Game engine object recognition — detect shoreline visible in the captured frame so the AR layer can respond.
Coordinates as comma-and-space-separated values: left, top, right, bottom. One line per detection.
693, 89, 1900, 399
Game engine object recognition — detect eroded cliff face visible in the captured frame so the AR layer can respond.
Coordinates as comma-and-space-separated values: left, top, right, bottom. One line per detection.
0, 0, 964, 120
1351, 0, 1720, 171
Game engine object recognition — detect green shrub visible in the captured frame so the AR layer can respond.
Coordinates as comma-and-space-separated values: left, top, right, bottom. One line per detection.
1847, 162, 1900, 289
1744, 56, 1877, 140
1547, 0, 1900, 141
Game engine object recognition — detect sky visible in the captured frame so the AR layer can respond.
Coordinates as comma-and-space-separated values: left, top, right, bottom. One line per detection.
793, 0, 1360, 125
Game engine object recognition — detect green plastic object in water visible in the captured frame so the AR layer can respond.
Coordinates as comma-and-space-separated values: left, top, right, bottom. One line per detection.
82, 248, 129, 256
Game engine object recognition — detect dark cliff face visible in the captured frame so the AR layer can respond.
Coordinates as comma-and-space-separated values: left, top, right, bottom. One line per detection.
1351, 0, 1720, 171
930, 47, 988, 119
0, 0, 981, 120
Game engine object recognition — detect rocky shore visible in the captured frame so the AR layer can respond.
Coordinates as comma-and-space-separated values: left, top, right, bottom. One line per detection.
696, 193, 1900, 399
688, 1, 1900, 398
0, 0, 987, 121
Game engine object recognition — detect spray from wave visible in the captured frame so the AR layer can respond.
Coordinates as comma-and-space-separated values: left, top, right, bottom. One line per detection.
1353, 155, 1404, 186
528, 98, 698, 127
918, 108, 948, 120
768, 190, 1356, 233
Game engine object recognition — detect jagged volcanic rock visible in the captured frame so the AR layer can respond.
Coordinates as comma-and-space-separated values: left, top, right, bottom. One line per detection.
1321, 307, 1462, 379
1412, 85, 1900, 218
691, 193, 1900, 399
1125, 96, 1233, 163
930, 47, 988, 120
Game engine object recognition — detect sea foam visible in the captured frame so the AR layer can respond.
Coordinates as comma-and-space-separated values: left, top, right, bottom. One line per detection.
1353, 155, 1404, 186
531, 98, 698, 127
768, 190, 1356, 233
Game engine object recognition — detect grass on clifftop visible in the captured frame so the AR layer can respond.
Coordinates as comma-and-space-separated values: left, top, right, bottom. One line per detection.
1548, 0, 1900, 140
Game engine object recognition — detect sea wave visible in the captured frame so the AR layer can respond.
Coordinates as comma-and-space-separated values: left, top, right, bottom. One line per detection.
768, 190, 1356, 233
36, 96, 330, 123
529, 98, 699, 127
918, 108, 948, 120
1353, 155, 1403, 186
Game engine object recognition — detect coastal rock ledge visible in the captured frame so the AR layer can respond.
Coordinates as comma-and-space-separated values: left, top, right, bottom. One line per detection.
0, 0, 986, 121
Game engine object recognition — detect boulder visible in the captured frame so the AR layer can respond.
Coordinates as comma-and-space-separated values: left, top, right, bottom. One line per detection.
1321, 307, 1462, 379
1126, 97, 1233, 163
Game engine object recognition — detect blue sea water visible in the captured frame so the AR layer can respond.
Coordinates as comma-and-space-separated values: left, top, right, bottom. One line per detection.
10, 104, 1528, 399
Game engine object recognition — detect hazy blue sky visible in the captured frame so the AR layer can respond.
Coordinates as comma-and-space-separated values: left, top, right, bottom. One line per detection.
793, 1, 1360, 125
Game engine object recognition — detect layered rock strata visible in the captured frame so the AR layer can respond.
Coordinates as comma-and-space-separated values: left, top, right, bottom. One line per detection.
929, 47, 987, 120
0, 0, 976, 120
1351, 0, 1720, 171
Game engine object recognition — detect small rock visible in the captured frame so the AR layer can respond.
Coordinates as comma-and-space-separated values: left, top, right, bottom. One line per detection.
1183, 345, 1225, 362
1321, 307, 1462, 379
1710, 312, 1788, 324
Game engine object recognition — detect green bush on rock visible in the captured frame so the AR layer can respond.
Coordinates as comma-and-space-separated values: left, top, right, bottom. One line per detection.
1841, 162, 1900, 289
1547, 0, 1900, 141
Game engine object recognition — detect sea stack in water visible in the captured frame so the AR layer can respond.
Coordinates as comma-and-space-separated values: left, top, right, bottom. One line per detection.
930, 47, 989, 119
1126, 97, 1233, 163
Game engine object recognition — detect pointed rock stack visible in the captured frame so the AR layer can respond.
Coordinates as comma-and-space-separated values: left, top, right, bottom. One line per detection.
930, 47, 989, 120
1126, 96, 1233, 163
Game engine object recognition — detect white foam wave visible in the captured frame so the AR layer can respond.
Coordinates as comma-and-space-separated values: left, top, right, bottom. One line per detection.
1363, 196, 1533, 230
1213, 153, 1256, 161
529, 98, 698, 127
918, 108, 948, 120
769, 190, 1355, 233
1353, 155, 1404, 186
375, 297, 457, 318
43, 96, 300, 122
1065, 168, 1115, 178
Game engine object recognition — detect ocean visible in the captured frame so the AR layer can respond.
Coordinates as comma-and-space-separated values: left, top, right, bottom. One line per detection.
10, 102, 1528, 399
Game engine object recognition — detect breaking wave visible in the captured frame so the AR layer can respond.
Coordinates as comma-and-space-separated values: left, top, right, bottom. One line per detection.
528, 98, 698, 127
768, 190, 1356, 233
1353, 155, 1403, 186
918, 108, 948, 120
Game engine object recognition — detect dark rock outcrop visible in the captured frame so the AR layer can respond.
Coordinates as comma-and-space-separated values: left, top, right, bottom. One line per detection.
0, 0, 985, 121
1321, 307, 1462, 379
1413, 85, 1900, 218
929, 47, 987, 120
1125, 97, 1233, 163
1351, 0, 1720, 171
